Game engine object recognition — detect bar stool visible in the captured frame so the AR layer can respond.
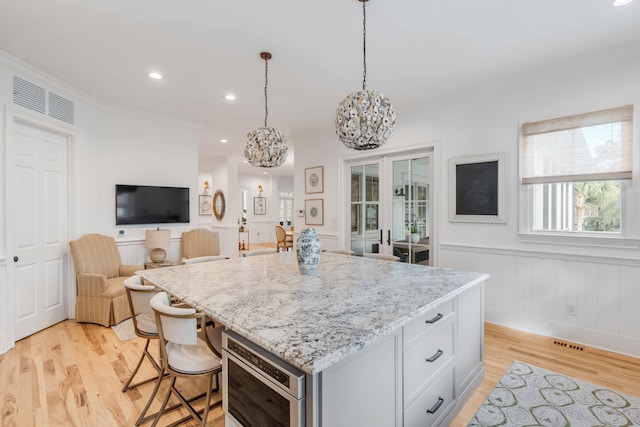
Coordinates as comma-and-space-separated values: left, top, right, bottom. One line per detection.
150, 292, 223, 427
122, 275, 166, 425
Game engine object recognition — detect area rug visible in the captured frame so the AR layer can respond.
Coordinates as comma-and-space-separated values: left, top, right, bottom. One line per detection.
111, 318, 136, 342
468, 361, 640, 426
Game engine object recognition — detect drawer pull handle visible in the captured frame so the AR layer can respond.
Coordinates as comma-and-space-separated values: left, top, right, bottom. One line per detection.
426, 349, 443, 363
425, 313, 443, 324
426, 397, 444, 414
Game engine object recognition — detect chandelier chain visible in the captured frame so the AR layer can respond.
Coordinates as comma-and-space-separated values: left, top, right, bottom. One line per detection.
264, 58, 269, 127
362, 0, 367, 91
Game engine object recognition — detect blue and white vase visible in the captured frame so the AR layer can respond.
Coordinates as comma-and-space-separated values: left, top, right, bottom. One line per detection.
296, 228, 321, 275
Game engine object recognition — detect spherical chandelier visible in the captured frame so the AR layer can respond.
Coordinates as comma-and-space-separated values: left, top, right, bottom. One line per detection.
244, 52, 288, 168
335, 0, 396, 151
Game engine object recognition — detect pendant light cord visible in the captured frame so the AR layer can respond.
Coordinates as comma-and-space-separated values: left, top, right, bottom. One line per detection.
264, 58, 269, 127
362, 0, 367, 91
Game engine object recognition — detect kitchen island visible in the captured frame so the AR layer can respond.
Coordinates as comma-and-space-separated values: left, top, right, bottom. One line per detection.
138, 252, 488, 426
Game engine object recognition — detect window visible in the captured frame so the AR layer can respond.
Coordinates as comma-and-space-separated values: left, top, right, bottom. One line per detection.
278, 191, 293, 224
521, 105, 633, 236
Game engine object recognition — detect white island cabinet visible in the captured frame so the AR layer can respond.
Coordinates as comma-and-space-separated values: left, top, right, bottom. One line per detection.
319, 281, 483, 427
138, 252, 487, 427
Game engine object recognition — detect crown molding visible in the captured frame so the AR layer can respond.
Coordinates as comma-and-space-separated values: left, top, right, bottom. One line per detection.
0, 50, 201, 129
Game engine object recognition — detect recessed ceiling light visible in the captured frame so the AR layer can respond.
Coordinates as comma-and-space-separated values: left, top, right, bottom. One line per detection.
148, 72, 163, 80
263, 172, 267, 175
613, 0, 634, 5
242, 160, 248, 163
224, 94, 236, 101
220, 139, 228, 143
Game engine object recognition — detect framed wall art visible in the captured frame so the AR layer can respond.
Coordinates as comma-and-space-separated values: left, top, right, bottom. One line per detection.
448, 152, 507, 224
199, 195, 213, 215
305, 166, 324, 194
305, 199, 324, 226
254, 196, 266, 215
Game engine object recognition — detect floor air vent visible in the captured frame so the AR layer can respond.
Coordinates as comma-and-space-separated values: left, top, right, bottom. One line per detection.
553, 340, 585, 351
12, 76, 75, 125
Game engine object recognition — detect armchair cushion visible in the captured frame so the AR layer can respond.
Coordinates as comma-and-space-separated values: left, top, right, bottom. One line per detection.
181, 255, 227, 265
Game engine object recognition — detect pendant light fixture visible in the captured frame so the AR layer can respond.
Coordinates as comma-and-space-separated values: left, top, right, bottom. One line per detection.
335, 0, 396, 151
244, 52, 288, 168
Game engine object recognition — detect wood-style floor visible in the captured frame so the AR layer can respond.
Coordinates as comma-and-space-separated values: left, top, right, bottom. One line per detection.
1, 321, 639, 426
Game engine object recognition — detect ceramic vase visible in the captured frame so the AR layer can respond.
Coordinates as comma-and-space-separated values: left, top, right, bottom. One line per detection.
296, 228, 321, 275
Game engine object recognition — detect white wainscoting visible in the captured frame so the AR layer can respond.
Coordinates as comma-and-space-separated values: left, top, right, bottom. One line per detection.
440, 244, 640, 358
0, 263, 7, 354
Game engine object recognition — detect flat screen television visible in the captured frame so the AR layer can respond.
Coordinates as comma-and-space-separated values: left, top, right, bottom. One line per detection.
115, 184, 190, 225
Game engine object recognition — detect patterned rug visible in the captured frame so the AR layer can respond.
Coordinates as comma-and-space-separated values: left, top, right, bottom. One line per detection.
468, 361, 640, 426
111, 318, 136, 342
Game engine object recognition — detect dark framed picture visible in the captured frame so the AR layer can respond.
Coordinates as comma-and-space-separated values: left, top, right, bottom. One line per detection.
254, 196, 266, 215
448, 152, 507, 223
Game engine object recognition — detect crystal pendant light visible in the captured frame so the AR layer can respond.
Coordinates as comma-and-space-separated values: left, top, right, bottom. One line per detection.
244, 52, 288, 168
335, 0, 396, 151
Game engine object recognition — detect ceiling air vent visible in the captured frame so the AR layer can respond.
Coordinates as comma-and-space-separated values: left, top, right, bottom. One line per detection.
49, 92, 75, 125
13, 75, 46, 114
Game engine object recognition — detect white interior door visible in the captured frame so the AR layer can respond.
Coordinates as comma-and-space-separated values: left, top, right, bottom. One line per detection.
11, 121, 68, 340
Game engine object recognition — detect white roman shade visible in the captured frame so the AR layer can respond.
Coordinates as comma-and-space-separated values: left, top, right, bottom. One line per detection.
521, 105, 633, 184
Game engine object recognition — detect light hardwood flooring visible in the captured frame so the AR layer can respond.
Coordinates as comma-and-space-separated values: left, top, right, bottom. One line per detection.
1, 321, 639, 426
452, 323, 640, 426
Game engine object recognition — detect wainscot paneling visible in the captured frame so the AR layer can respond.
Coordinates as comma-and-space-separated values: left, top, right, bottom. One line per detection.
0, 263, 7, 354
439, 244, 640, 358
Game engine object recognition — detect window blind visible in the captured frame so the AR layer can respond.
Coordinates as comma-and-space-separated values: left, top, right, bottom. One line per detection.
521, 105, 633, 184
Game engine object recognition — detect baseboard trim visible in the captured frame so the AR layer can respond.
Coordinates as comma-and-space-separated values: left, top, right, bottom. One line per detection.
485, 311, 640, 359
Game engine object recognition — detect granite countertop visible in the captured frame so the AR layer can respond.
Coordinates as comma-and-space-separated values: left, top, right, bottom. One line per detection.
137, 252, 488, 374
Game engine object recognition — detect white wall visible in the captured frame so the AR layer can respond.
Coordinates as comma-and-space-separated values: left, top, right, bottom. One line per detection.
294, 45, 640, 356
238, 174, 280, 244
0, 54, 201, 353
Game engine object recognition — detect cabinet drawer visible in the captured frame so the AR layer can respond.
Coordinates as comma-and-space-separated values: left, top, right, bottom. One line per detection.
404, 365, 455, 427
403, 320, 454, 402
404, 299, 454, 348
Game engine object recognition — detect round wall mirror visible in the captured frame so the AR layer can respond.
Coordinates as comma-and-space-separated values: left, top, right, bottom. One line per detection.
213, 190, 225, 221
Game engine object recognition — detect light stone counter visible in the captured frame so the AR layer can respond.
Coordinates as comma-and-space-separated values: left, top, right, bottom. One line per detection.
138, 252, 487, 375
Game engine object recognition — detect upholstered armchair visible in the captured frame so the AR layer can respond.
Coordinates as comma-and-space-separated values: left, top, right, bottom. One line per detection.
69, 234, 143, 327
180, 228, 227, 264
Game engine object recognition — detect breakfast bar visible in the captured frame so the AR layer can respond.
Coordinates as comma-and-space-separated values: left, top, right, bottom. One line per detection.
138, 252, 488, 426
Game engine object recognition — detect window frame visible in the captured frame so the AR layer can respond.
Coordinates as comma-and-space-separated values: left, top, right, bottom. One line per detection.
518, 105, 639, 248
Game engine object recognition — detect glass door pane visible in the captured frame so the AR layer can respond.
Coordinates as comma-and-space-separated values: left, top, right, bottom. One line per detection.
350, 163, 380, 255
391, 156, 430, 265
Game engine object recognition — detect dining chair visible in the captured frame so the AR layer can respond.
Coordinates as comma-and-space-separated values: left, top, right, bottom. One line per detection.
322, 249, 355, 256
122, 275, 167, 425
150, 292, 223, 427
275, 225, 294, 252
363, 253, 401, 262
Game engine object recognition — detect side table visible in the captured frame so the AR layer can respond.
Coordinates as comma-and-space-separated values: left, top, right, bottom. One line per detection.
144, 261, 177, 269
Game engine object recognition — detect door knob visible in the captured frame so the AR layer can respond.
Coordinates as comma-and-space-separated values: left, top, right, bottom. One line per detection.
14, 256, 19, 262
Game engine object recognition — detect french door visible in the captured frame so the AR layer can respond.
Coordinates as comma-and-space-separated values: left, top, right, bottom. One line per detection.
346, 150, 433, 265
